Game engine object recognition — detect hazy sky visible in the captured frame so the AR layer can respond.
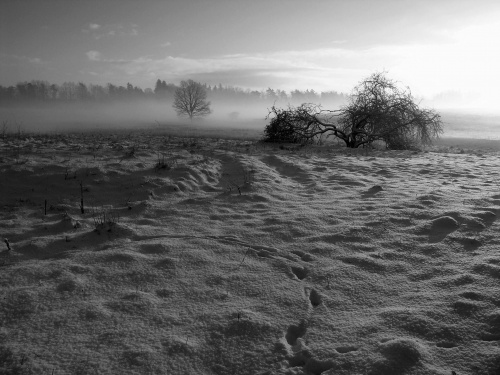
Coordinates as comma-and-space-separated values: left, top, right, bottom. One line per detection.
1, 0, 500, 104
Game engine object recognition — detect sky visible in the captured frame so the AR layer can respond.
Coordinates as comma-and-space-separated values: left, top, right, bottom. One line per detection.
1, 0, 500, 106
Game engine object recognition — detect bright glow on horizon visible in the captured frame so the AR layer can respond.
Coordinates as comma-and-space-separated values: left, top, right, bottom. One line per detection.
1, 0, 500, 110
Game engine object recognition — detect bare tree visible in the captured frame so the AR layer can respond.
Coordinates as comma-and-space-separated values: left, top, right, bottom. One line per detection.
173, 80, 211, 120
265, 72, 443, 149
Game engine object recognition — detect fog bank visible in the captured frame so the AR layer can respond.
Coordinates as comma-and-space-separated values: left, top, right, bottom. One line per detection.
1, 99, 500, 141
0, 99, 270, 133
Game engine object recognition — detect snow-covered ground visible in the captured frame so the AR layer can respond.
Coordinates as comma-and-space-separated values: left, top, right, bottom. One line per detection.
1, 131, 499, 374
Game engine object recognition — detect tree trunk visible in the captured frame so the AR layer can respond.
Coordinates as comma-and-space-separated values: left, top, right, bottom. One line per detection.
345, 136, 358, 148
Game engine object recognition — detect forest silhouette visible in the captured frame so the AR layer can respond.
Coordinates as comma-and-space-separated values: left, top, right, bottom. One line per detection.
0, 79, 347, 107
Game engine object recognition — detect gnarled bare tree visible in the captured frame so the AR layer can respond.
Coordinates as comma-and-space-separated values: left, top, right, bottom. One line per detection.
265, 72, 443, 149
173, 80, 211, 120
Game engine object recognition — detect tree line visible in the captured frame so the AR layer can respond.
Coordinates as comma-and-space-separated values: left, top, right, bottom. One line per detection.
0, 79, 347, 106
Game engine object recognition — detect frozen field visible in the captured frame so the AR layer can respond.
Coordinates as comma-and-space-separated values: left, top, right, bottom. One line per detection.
1, 130, 500, 374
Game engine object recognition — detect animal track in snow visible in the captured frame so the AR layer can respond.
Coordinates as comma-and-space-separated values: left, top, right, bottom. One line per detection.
428, 215, 460, 243
291, 266, 308, 280
291, 250, 316, 262
336, 345, 359, 353
285, 320, 307, 346
257, 250, 275, 259
306, 287, 322, 307
283, 320, 335, 374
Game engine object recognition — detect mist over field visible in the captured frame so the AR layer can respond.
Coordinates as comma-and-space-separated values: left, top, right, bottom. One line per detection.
2, 97, 500, 144
0, 99, 268, 133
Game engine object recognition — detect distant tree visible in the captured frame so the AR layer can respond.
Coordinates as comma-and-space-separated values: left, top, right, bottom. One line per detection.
59, 82, 77, 101
173, 79, 211, 120
16, 82, 36, 101
304, 89, 319, 103
31, 80, 49, 100
76, 82, 90, 101
106, 83, 118, 98
249, 90, 262, 100
265, 72, 443, 149
116, 85, 127, 99
290, 89, 304, 104
154, 79, 176, 99
49, 84, 59, 100
265, 88, 278, 102
126, 82, 134, 92
89, 84, 107, 101
154, 79, 162, 93
276, 89, 288, 102
320, 90, 347, 107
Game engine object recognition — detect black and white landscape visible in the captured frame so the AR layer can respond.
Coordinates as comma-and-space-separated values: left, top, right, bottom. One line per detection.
1, 1, 500, 374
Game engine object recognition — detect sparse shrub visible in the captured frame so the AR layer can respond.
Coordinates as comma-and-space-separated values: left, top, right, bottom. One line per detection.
265, 72, 442, 149
1, 120, 9, 139
263, 106, 311, 144
91, 206, 119, 233
154, 152, 175, 171
79, 181, 85, 214
225, 167, 254, 195
11, 121, 24, 140
89, 137, 101, 159
384, 129, 422, 150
